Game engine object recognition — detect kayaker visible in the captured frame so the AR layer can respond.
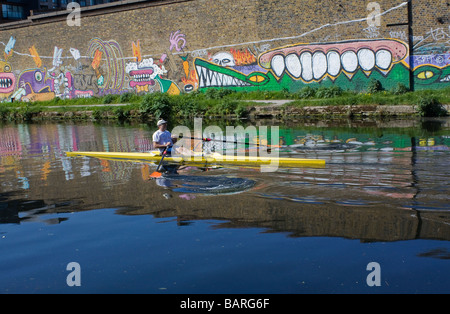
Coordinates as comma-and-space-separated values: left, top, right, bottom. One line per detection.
153, 119, 178, 155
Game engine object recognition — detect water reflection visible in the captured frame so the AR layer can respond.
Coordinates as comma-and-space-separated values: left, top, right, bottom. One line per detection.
0, 119, 449, 242
154, 174, 255, 195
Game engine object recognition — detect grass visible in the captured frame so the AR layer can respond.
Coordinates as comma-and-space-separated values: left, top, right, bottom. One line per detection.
1, 86, 448, 121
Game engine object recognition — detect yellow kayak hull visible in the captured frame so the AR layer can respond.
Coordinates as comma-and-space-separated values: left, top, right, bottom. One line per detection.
66, 151, 326, 167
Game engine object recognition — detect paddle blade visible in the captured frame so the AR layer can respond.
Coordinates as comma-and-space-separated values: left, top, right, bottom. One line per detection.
150, 171, 162, 178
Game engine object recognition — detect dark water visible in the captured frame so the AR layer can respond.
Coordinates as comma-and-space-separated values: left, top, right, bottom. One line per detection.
0, 118, 449, 294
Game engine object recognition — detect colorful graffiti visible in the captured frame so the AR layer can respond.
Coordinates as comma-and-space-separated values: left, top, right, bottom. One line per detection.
410, 25, 450, 89
0, 8, 448, 104
16, 68, 55, 102
258, 39, 408, 82
0, 34, 184, 102
193, 39, 411, 93
0, 60, 15, 99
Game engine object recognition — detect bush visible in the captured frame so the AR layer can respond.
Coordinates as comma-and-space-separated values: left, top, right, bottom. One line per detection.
204, 88, 234, 99
0, 106, 11, 120
102, 94, 116, 104
139, 92, 172, 119
417, 96, 447, 117
216, 99, 238, 115
316, 86, 343, 98
235, 103, 248, 118
295, 86, 316, 99
113, 106, 131, 121
367, 79, 383, 93
392, 83, 409, 95
119, 92, 135, 103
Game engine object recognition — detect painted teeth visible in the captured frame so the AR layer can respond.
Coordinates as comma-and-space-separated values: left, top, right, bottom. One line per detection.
76, 93, 91, 98
133, 74, 152, 82
196, 65, 251, 88
0, 78, 12, 88
327, 51, 341, 77
270, 49, 393, 80
285, 53, 301, 78
358, 49, 375, 71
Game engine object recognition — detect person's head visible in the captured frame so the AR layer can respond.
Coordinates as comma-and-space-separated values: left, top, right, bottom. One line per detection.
157, 119, 168, 131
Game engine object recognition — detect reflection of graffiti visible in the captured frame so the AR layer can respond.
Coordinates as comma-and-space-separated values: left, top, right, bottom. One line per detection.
258, 39, 408, 82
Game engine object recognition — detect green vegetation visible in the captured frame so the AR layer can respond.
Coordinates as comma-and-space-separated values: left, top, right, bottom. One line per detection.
0, 85, 448, 122
416, 96, 448, 117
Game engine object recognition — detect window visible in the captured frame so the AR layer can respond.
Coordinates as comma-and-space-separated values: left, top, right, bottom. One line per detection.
2, 4, 24, 19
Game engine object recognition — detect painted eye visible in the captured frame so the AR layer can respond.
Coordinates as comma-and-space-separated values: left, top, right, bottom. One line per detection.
414, 65, 441, 83
4, 65, 10, 72
35, 71, 43, 82
246, 72, 269, 85
417, 71, 434, 79
248, 75, 266, 83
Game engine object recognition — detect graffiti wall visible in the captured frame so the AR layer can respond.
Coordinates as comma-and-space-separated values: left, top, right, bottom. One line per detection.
411, 26, 450, 89
0, 0, 447, 103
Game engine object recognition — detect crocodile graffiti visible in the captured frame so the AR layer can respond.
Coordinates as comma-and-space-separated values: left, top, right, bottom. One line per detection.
194, 39, 410, 93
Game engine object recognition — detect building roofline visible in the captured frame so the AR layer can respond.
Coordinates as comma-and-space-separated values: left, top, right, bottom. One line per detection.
0, 0, 193, 31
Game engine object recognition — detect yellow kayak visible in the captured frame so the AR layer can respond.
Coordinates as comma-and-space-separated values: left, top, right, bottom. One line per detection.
66, 150, 326, 168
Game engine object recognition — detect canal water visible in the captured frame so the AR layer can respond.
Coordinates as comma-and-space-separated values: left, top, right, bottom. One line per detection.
0, 118, 449, 294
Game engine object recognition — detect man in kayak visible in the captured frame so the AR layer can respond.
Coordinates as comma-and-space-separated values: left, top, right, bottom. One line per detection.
153, 119, 179, 174
153, 119, 178, 155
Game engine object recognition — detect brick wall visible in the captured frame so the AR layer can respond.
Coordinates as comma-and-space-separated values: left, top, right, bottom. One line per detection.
0, 0, 448, 102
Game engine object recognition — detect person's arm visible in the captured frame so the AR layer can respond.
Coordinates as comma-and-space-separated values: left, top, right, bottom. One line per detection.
153, 141, 168, 149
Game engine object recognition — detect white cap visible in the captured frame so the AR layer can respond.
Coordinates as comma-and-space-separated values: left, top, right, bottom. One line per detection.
157, 119, 167, 126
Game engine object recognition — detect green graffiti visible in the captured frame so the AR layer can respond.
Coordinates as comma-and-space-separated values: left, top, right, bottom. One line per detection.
195, 56, 410, 93
195, 58, 270, 89
414, 65, 450, 85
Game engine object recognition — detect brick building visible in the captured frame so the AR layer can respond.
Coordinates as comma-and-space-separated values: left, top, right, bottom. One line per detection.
0, 0, 447, 101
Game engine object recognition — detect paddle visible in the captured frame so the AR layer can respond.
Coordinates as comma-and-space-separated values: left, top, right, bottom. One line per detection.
178, 135, 279, 149
150, 146, 169, 178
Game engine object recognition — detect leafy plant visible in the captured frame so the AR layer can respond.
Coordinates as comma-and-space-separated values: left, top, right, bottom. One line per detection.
316, 86, 343, 98
295, 86, 316, 99
113, 106, 131, 121
235, 103, 248, 118
204, 88, 234, 99
119, 92, 135, 103
391, 83, 409, 95
102, 94, 116, 104
139, 92, 172, 119
216, 99, 238, 115
417, 96, 447, 117
367, 79, 383, 93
